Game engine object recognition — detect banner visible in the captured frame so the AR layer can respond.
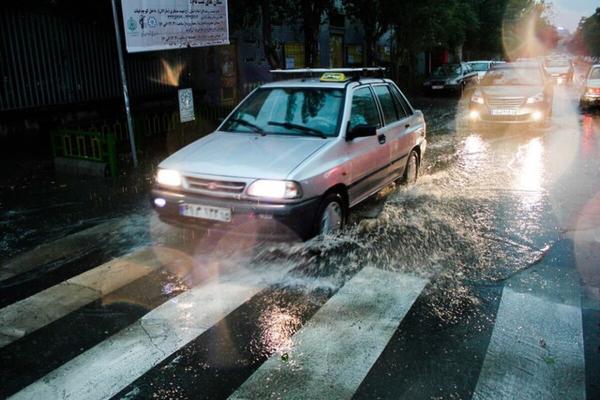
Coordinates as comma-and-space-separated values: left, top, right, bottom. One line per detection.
122, 0, 229, 53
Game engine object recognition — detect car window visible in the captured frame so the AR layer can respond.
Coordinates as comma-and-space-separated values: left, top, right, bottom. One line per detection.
589, 68, 600, 80
221, 88, 344, 137
373, 85, 399, 125
390, 85, 412, 117
349, 87, 380, 131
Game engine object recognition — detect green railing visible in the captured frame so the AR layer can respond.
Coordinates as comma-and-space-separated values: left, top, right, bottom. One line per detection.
51, 129, 118, 177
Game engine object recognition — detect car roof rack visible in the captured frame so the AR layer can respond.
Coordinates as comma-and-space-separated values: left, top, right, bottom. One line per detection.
269, 67, 386, 81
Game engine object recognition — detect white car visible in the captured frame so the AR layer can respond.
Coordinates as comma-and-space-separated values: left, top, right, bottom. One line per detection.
581, 64, 600, 111
152, 69, 427, 240
467, 60, 504, 82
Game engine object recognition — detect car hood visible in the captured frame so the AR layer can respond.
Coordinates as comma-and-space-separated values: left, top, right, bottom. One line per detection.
587, 79, 600, 88
479, 85, 542, 98
159, 132, 329, 180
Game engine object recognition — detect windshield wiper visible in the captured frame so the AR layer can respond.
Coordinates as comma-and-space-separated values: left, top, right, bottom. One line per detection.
267, 121, 327, 138
228, 118, 265, 135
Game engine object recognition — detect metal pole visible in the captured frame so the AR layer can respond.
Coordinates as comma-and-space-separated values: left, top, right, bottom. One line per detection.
111, 0, 138, 167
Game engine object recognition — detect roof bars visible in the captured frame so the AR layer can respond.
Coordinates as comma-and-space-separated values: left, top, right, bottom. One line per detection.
269, 67, 386, 80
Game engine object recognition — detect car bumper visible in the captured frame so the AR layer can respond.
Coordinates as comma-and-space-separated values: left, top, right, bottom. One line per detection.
468, 104, 548, 125
581, 95, 600, 107
151, 188, 321, 241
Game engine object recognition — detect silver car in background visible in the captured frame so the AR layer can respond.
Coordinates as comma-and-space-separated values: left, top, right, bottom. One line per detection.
580, 65, 600, 111
151, 69, 427, 240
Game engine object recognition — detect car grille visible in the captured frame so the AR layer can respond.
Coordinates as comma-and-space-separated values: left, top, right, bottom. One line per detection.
486, 97, 524, 108
481, 114, 530, 122
185, 176, 246, 195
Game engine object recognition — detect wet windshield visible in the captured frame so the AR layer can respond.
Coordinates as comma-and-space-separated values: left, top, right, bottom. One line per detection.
590, 68, 600, 79
469, 62, 490, 71
221, 88, 344, 137
432, 64, 461, 77
481, 67, 543, 85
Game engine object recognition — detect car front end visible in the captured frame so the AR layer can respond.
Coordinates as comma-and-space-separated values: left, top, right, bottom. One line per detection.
580, 86, 600, 110
150, 80, 349, 241
468, 90, 549, 126
151, 171, 321, 240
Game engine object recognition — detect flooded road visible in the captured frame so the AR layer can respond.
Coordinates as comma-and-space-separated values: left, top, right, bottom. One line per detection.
1, 83, 599, 400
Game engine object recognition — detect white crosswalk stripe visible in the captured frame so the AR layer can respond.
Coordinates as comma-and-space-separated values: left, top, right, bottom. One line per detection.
8, 265, 291, 400
472, 285, 586, 399
229, 267, 429, 400
0, 246, 187, 348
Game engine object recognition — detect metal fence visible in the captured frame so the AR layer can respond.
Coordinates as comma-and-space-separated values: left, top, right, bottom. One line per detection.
0, 8, 184, 112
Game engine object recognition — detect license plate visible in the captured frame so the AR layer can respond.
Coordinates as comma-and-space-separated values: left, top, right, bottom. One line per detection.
179, 204, 231, 222
491, 108, 517, 116
432, 85, 444, 90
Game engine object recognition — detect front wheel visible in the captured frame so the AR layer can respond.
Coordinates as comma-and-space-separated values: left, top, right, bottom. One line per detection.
315, 193, 346, 236
402, 150, 420, 185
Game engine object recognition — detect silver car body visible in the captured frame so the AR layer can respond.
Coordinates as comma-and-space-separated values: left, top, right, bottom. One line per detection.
153, 77, 427, 238
581, 64, 600, 108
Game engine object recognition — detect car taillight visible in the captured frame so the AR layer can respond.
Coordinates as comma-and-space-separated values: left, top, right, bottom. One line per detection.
587, 87, 600, 95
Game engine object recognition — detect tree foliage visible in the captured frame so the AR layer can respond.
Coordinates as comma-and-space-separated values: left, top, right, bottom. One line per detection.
342, 0, 389, 66
569, 8, 600, 57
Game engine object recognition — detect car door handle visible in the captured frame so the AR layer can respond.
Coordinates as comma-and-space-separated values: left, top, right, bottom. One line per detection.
378, 134, 386, 144
405, 123, 410, 128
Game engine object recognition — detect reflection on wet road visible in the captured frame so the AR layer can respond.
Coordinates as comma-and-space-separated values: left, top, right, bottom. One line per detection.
1, 84, 599, 400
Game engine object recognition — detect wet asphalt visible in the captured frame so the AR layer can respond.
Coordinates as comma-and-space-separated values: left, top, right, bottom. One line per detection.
1, 82, 599, 399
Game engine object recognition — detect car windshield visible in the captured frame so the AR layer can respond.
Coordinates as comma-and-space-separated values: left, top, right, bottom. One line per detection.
589, 68, 600, 79
545, 59, 570, 67
432, 64, 461, 77
480, 67, 543, 85
469, 62, 490, 71
221, 87, 344, 137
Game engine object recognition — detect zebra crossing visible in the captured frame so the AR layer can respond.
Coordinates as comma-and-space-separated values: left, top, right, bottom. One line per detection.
0, 239, 592, 400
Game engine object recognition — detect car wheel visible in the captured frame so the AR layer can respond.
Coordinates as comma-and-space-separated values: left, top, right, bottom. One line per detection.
402, 150, 419, 185
315, 193, 345, 236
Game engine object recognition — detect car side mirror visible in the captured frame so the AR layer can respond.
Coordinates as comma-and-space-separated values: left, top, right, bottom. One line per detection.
346, 124, 377, 141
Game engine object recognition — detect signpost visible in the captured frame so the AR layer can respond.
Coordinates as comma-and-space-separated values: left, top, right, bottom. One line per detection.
111, 0, 138, 168
178, 88, 195, 123
111, 0, 230, 166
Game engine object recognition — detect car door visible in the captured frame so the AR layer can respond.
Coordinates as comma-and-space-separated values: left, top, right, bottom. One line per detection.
371, 84, 409, 179
346, 85, 390, 206
389, 84, 422, 176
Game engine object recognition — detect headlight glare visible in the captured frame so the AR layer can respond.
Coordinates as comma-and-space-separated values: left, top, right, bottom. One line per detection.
247, 180, 301, 199
156, 169, 182, 187
471, 93, 485, 104
526, 93, 544, 104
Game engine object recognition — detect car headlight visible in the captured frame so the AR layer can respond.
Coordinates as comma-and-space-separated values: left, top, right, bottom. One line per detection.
156, 169, 182, 187
471, 93, 485, 104
247, 180, 301, 199
526, 93, 544, 104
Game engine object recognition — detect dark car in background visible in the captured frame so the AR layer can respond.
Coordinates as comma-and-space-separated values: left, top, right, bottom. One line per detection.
423, 62, 478, 96
468, 61, 554, 127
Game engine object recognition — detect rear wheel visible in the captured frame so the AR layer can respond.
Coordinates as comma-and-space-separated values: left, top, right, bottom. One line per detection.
315, 192, 345, 236
402, 150, 419, 185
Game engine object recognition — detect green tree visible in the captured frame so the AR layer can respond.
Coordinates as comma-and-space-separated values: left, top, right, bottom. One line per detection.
229, 0, 289, 69
580, 8, 600, 57
342, 0, 389, 66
